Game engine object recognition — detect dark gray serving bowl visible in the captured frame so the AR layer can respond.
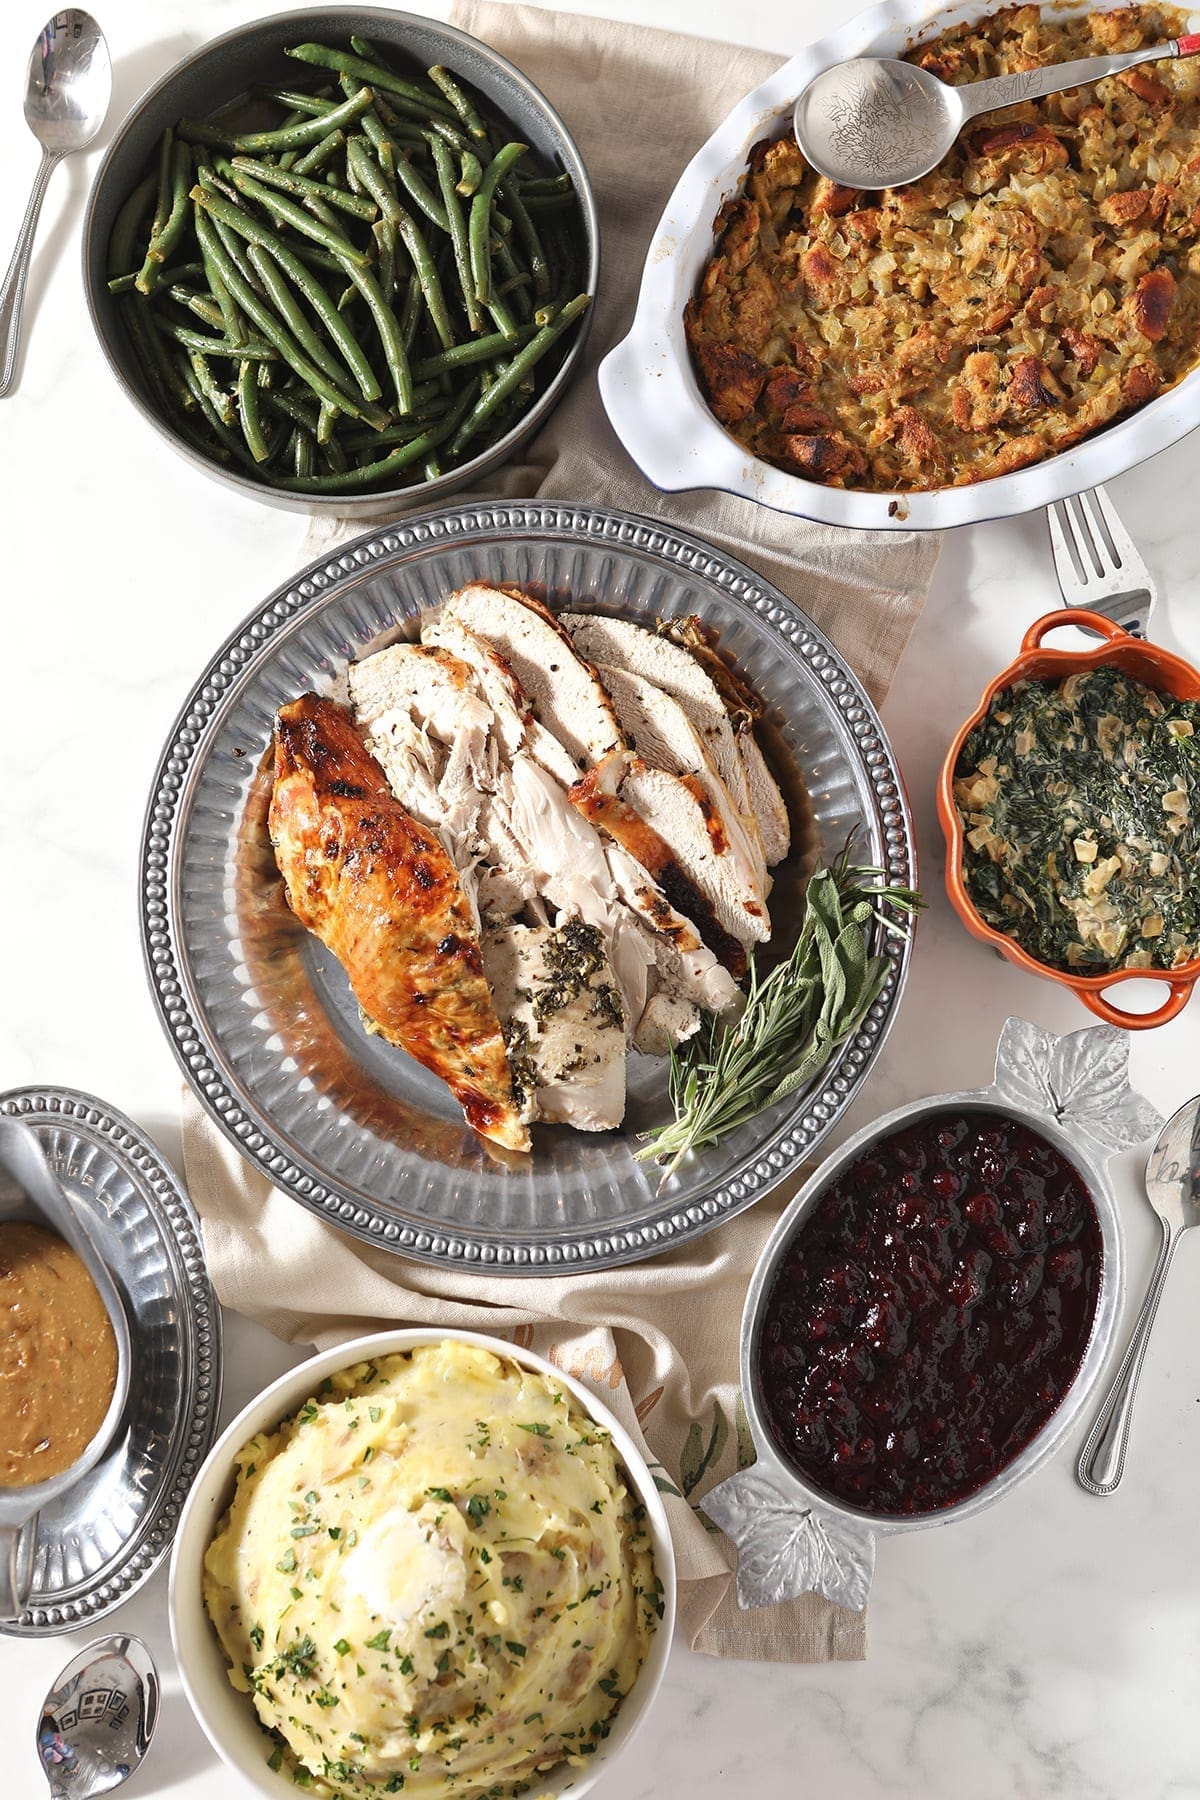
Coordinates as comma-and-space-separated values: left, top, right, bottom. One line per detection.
82, 8, 599, 514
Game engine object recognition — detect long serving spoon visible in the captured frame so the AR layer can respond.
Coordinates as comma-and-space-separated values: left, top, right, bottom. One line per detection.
37, 1635, 159, 1799
794, 31, 1200, 189
0, 10, 111, 398
1076, 1095, 1200, 1495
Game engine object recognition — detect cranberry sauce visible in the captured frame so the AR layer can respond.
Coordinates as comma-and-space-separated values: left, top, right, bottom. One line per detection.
757, 1108, 1102, 1517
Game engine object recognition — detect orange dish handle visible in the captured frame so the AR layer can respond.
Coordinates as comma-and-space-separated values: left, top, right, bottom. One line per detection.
1021, 609, 1131, 653
1080, 977, 1196, 1030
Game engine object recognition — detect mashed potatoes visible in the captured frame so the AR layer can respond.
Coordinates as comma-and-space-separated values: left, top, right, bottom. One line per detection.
202, 1342, 661, 1798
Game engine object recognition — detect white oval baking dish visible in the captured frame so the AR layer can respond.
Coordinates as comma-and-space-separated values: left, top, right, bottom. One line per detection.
598, 0, 1200, 531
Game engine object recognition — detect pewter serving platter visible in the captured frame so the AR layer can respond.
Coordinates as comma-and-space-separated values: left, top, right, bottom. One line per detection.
142, 501, 915, 1271
0, 1088, 221, 1636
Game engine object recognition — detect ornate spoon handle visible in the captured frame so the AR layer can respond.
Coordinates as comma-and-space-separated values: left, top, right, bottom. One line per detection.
1076, 1215, 1178, 1495
959, 34, 1200, 125
0, 148, 61, 399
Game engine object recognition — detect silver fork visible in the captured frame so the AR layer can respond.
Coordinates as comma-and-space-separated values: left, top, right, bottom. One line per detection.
1046, 485, 1158, 639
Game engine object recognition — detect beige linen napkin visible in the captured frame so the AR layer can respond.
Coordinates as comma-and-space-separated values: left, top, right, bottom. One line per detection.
184, 3, 945, 1663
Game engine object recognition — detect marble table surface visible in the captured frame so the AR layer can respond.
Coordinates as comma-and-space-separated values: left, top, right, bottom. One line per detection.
2, 0, 1199, 1794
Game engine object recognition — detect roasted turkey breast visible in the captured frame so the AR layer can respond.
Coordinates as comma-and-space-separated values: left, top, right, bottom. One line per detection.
269, 693, 529, 1152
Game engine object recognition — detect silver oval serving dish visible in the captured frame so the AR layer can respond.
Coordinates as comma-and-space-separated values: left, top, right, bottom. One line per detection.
704, 1018, 1162, 1612
0, 1088, 222, 1637
599, 0, 1200, 532
141, 499, 914, 1273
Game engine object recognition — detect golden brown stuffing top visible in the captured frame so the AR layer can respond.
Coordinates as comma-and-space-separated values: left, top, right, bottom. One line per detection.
685, 5, 1200, 491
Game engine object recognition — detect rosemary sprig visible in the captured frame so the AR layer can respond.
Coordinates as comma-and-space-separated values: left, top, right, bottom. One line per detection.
634, 841, 922, 1186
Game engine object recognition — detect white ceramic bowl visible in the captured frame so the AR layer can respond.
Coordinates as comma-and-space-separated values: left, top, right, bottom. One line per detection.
169, 1328, 676, 1800
599, 0, 1200, 531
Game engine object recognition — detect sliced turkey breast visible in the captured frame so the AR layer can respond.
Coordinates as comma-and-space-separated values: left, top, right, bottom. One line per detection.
423, 612, 579, 788
634, 991, 701, 1058
481, 920, 627, 1130
595, 660, 769, 902
571, 751, 769, 972
441, 584, 625, 771
562, 611, 790, 866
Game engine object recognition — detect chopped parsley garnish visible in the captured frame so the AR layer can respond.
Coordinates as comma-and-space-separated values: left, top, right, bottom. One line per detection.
249, 1623, 264, 1651
424, 1621, 450, 1639
517, 1422, 551, 1436
426, 1485, 453, 1502
333, 1638, 350, 1656
365, 1629, 391, 1651
506, 1641, 527, 1657
466, 1494, 490, 1525
275, 1549, 297, 1574
369, 1405, 382, 1423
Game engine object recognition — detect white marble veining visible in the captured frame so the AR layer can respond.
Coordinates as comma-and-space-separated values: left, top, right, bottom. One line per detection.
2, 0, 1199, 1795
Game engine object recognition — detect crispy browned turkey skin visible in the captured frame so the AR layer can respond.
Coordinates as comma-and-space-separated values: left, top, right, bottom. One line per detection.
269, 694, 529, 1153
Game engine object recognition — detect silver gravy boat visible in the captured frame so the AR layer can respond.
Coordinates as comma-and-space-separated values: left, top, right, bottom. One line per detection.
0, 1117, 131, 1616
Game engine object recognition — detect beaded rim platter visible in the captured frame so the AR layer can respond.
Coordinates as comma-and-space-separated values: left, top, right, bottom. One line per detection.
0, 1087, 222, 1635
140, 500, 915, 1272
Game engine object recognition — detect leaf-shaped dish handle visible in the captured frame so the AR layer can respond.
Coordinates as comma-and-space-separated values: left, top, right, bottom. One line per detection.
990, 1016, 1163, 1156
703, 1464, 875, 1612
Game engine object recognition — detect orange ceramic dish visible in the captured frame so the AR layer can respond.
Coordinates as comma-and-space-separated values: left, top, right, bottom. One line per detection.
938, 609, 1200, 1030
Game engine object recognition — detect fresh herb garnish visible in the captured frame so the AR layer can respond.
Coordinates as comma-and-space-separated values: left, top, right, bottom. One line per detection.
466, 1494, 490, 1524
636, 844, 920, 1182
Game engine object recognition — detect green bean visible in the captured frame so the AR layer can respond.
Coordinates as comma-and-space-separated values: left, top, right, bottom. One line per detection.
373, 218, 397, 303
192, 199, 387, 424
316, 398, 339, 445
166, 285, 226, 329
193, 186, 382, 402
491, 230, 532, 324
218, 165, 370, 265
244, 242, 360, 396
108, 173, 157, 279
272, 382, 477, 491
346, 138, 454, 351
206, 251, 248, 345
456, 149, 483, 196
392, 149, 450, 233
150, 127, 174, 241
522, 188, 582, 214
398, 271, 422, 352
500, 179, 550, 296
468, 142, 527, 305
410, 322, 537, 378
262, 388, 320, 434
321, 432, 348, 474
336, 254, 413, 412
153, 316, 278, 359
237, 357, 270, 460
368, 89, 430, 149
137, 139, 191, 293
484, 289, 520, 341
229, 154, 378, 220
427, 65, 488, 142
289, 240, 346, 277
285, 43, 457, 122
293, 426, 316, 476
449, 293, 589, 453
252, 87, 337, 117
519, 171, 574, 197
428, 135, 483, 332
186, 350, 235, 423
179, 87, 375, 154
292, 129, 346, 176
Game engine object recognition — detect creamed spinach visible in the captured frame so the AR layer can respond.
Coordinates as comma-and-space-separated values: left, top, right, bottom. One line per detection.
954, 668, 1200, 973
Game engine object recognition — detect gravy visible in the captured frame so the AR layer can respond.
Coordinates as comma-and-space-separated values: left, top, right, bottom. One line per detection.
0, 1221, 118, 1488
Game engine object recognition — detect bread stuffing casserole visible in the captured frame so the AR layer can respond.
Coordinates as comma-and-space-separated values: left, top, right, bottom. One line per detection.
685, 4, 1200, 492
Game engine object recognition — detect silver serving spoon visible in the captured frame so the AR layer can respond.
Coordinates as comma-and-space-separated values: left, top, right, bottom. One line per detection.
1077, 1095, 1200, 1495
794, 31, 1200, 190
0, 10, 112, 398
37, 1635, 159, 1799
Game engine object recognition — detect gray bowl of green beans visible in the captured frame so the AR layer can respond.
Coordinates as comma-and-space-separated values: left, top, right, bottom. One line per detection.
82, 8, 598, 511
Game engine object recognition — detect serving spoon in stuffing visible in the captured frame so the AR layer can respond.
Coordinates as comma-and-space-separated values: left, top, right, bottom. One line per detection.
1076, 1094, 1200, 1496
794, 31, 1200, 189
37, 1635, 159, 1798
0, 10, 112, 398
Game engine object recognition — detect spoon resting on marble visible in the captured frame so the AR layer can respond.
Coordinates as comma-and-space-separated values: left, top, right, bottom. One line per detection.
1076, 1094, 1200, 1496
793, 32, 1200, 190
37, 1635, 159, 1799
0, 10, 112, 398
